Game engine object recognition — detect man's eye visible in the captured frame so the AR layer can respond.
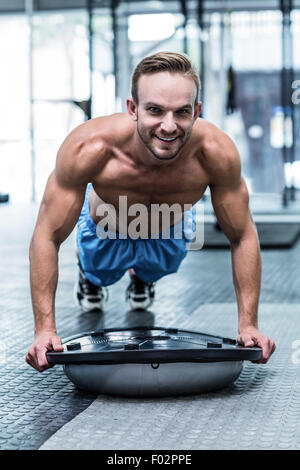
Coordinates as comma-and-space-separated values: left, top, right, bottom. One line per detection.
177, 109, 189, 114
148, 107, 160, 113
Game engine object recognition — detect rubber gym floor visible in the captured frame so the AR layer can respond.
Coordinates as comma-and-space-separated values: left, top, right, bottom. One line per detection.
1, 201, 300, 450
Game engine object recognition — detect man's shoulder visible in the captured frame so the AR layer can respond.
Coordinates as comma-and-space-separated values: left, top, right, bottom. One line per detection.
64, 112, 132, 151
56, 113, 133, 185
192, 119, 241, 184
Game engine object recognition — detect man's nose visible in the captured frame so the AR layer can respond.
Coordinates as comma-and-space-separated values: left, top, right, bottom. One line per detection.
160, 114, 177, 134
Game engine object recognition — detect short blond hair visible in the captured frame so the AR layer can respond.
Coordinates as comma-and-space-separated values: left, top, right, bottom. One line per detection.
131, 51, 200, 106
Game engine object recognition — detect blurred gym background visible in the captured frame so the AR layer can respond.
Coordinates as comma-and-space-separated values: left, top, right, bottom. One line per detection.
1, 1, 300, 451
0, 0, 299, 211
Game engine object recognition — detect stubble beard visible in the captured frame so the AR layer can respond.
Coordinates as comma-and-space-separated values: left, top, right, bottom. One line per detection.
136, 121, 192, 161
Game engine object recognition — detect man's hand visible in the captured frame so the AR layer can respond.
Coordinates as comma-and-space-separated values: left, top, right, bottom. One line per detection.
26, 331, 63, 372
238, 327, 276, 364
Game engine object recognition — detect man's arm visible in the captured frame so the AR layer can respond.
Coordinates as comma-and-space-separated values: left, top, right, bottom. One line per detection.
26, 170, 86, 371
209, 140, 275, 363
26, 131, 105, 372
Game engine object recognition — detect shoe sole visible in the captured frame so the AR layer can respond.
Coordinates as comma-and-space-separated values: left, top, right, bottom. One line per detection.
127, 296, 154, 311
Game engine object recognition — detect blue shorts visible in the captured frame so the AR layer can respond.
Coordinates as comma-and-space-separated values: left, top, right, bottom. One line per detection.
76, 185, 195, 286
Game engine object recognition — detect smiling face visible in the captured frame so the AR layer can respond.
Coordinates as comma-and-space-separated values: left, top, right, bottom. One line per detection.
127, 72, 202, 163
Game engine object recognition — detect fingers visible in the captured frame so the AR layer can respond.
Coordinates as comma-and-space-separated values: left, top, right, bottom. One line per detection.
51, 336, 64, 352
250, 336, 276, 364
26, 346, 52, 372
237, 334, 254, 347
238, 332, 276, 364
26, 350, 47, 372
242, 337, 255, 347
26, 334, 62, 372
256, 338, 276, 364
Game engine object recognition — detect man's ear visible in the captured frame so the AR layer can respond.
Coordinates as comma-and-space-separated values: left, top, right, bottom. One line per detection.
193, 101, 202, 120
126, 98, 138, 121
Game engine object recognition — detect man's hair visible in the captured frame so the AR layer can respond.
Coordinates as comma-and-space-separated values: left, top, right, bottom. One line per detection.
131, 51, 200, 106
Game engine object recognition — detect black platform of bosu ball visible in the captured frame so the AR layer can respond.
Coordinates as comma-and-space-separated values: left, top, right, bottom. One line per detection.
47, 327, 262, 397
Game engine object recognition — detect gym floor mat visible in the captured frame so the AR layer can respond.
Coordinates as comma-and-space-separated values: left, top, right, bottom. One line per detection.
1, 204, 300, 449
40, 304, 299, 451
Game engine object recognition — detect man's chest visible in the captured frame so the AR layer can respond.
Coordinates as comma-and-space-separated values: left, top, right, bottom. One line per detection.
92, 155, 208, 209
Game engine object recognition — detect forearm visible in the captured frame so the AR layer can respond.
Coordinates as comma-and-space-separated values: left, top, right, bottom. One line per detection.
230, 230, 261, 332
29, 235, 60, 334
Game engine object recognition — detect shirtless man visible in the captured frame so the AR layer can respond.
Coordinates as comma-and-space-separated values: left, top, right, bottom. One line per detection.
26, 52, 275, 372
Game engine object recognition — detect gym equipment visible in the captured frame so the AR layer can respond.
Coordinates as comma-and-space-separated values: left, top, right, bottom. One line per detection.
205, 216, 300, 249
0, 193, 9, 203
47, 327, 261, 397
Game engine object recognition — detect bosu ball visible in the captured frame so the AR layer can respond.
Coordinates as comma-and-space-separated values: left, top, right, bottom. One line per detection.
46, 327, 261, 397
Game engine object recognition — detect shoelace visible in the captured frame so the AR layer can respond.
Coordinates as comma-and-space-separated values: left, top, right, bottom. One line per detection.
81, 280, 101, 295
129, 276, 154, 296
130, 277, 147, 294
80, 275, 109, 302
82, 283, 109, 302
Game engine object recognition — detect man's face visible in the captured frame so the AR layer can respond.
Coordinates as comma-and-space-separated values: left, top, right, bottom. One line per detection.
128, 72, 201, 162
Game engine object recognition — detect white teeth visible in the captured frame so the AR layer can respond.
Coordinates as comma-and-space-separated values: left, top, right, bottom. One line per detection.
157, 136, 177, 142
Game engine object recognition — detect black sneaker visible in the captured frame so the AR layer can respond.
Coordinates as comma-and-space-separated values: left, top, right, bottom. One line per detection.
74, 261, 108, 312
126, 269, 155, 310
